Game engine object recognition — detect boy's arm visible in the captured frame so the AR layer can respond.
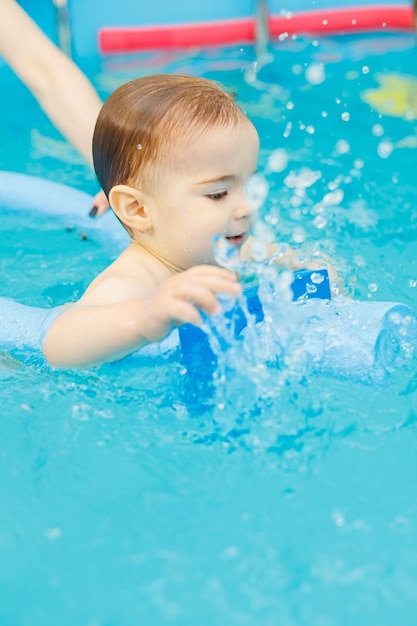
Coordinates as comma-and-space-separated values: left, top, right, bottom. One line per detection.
43, 266, 241, 368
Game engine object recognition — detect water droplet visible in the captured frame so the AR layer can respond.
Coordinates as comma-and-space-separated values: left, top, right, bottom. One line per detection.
267, 148, 288, 172
290, 194, 303, 208
334, 139, 350, 154
389, 311, 403, 325
311, 272, 325, 284
313, 215, 327, 229
331, 510, 345, 527
292, 226, 307, 244
305, 62, 326, 85
368, 283, 378, 293
372, 123, 384, 137
327, 179, 340, 191
341, 112, 350, 122
284, 167, 322, 189
245, 173, 269, 209
377, 140, 393, 159
323, 189, 344, 206
212, 235, 242, 271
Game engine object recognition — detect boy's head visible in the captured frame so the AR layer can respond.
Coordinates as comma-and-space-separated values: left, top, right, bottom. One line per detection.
93, 74, 246, 198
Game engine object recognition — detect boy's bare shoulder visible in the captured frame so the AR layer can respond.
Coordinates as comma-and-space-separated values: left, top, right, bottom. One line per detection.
78, 246, 159, 306
82, 273, 151, 306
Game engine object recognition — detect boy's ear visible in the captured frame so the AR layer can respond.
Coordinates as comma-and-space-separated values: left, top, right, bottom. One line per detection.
109, 184, 153, 233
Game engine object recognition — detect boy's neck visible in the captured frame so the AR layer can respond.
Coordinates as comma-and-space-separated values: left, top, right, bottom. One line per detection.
131, 240, 185, 275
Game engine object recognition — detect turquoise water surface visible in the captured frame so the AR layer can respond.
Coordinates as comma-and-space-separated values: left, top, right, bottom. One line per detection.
1, 32, 417, 626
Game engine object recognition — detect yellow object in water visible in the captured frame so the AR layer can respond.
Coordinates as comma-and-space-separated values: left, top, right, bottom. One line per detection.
361, 73, 417, 119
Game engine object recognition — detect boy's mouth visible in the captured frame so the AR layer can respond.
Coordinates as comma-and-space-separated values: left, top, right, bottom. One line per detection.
225, 234, 245, 246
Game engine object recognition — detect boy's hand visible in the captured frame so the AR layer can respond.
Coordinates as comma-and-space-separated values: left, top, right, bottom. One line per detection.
141, 266, 241, 342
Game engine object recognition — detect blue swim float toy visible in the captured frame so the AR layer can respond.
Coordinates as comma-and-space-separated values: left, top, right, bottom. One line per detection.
1, 171, 416, 386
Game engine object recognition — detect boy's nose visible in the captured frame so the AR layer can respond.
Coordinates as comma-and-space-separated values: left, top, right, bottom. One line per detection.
234, 192, 253, 220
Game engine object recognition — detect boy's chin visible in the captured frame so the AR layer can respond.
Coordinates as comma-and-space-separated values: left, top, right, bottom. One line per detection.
198, 253, 217, 265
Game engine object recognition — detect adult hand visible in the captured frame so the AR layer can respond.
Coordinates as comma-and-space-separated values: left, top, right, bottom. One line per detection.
89, 190, 110, 217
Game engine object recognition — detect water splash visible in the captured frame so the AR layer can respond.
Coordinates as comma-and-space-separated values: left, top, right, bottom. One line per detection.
205, 220, 309, 396
245, 173, 269, 211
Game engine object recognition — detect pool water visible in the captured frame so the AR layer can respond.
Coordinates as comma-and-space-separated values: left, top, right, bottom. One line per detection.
1, 32, 417, 626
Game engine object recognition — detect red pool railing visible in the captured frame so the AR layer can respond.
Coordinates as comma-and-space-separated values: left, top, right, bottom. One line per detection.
99, 4, 414, 54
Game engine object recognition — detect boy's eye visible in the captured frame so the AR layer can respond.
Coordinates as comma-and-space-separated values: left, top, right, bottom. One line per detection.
207, 191, 228, 201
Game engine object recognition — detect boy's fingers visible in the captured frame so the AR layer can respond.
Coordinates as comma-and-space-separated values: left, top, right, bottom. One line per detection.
164, 300, 203, 328
177, 270, 241, 296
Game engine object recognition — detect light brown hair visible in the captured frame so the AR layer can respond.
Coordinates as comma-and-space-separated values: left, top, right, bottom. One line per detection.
93, 74, 244, 198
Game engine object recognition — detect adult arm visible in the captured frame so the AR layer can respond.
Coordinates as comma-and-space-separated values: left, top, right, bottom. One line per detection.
0, 0, 102, 167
